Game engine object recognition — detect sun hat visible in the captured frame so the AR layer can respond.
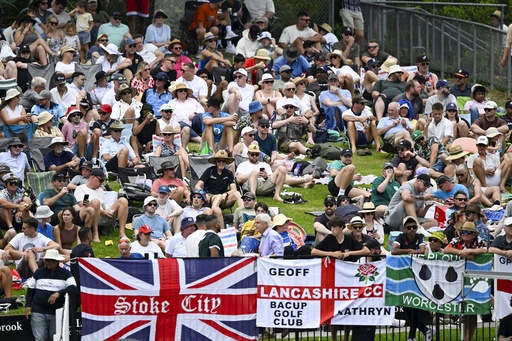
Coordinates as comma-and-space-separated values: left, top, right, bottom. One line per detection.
347, 216, 367, 230
143, 196, 157, 207
247, 144, 260, 153
446, 145, 470, 161
461, 222, 478, 234
403, 215, 419, 226
168, 38, 187, 50
8, 137, 24, 147
100, 43, 122, 55
109, 121, 124, 130
202, 32, 218, 44
272, 213, 292, 227
171, 83, 193, 97
115, 83, 136, 101
4, 88, 20, 101
49, 137, 69, 148
42, 249, 66, 261
359, 202, 376, 214
388, 65, 404, 75
283, 46, 299, 62
486, 127, 501, 138
208, 150, 234, 164
157, 160, 177, 173
292, 76, 309, 87
35, 205, 54, 219
464, 204, 484, 217
258, 73, 274, 86
248, 100, 264, 114
254, 49, 270, 60
161, 125, 176, 135
37, 111, 53, 125
318, 22, 333, 33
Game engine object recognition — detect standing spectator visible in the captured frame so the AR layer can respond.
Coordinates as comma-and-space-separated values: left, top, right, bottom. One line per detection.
69, 1, 93, 63
125, 0, 149, 35
255, 213, 283, 257
339, 0, 365, 42
25, 249, 77, 341
198, 215, 224, 257
165, 218, 196, 257
86, 0, 110, 43
144, 10, 171, 52
97, 12, 129, 48
189, 0, 238, 49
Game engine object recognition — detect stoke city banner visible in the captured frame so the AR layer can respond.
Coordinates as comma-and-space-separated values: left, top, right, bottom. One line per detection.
78, 257, 258, 341
494, 254, 512, 319
257, 258, 394, 328
385, 254, 492, 315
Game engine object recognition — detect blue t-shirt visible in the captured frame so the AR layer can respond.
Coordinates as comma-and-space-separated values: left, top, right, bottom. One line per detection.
433, 183, 469, 201
202, 111, 230, 142
133, 214, 169, 239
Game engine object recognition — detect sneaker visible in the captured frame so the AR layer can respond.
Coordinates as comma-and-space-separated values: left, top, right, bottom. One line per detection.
225, 45, 237, 54
225, 31, 238, 40
391, 319, 406, 327
424, 327, 433, 341
305, 149, 313, 158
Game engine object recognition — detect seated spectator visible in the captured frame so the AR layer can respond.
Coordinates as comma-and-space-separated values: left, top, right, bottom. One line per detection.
328, 148, 370, 203
244, 49, 272, 86
97, 12, 129, 48
99, 121, 141, 173
306, 65, 329, 99
182, 190, 214, 221
0, 138, 30, 181
199, 32, 233, 74
468, 136, 510, 192
133, 34, 164, 69
0, 173, 32, 245
407, 55, 438, 95
150, 53, 177, 83
130, 61, 154, 97
50, 73, 80, 111
223, 69, 255, 118
0, 89, 31, 134
455, 163, 500, 208
237, 25, 261, 58
121, 38, 143, 83
393, 79, 425, 125
189, 0, 238, 51
332, 27, 360, 68
450, 69, 472, 98
154, 185, 184, 233
13, 16, 55, 66
489, 217, 512, 256
424, 79, 457, 115
53, 206, 79, 252
272, 98, 315, 156
471, 101, 508, 140
232, 192, 257, 230
254, 213, 283, 257
175, 62, 208, 109
168, 83, 204, 149
444, 144, 470, 178
202, 97, 236, 153
273, 64, 293, 92
371, 162, 400, 218
195, 150, 243, 213
112, 83, 142, 122
141, 72, 172, 116
233, 127, 257, 157
154, 125, 189, 173
273, 46, 311, 79
166, 217, 196, 257
433, 175, 470, 203
254, 118, 278, 163
235, 100, 267, 143
118, 237, 143, 258
273, 213, 311, 256
55, 45, 78, 79
256, 31, 278, 60
445, 102, 470, 139
34, 205, 54, 241
168, 39, 192, 78
89, 33, 108, 59
276, 82, 313, 117
359, 58, 381, 101
361, 39, 397, 67
144, 10, 171, 53
4, 45, 36, 92
102, 73, 127, 107
90, 104, 113, 162
465, 84, 489, 124
68, 161, 93, 190
131, 103, 160, 157
75, 168, 129, 237
376, 101, 414, 148
90, 71, 113, 105
278, 11, 321, 53
384, 174, 438, 230
151, 161, 191, 205
315, 23, 338, 54
372, 65, 406, 121
131, 225, 164, 259
2, 217, 60, 278
342, 95, 380, 155
31, 90, 66, 127
360, 203, 385, 245
61, 106, 90, 160
45, 14, 65, 54
328, 49, 358, 97
391, 139, 430, 183
133, 197, 172, 250
95, 43, 132, 82
20, 77, 47, 112
44, 137, 80, 175
313, 196, 336, 245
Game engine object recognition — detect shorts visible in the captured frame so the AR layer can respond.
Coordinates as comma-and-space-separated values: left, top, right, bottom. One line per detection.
100, 213, 116, 226
383, 133, 396, 146
278, 140, 292, 152
242, 178, 275, 196
72, 142, 93, 160
220, 104, 249, 117
339, 9, 364, 31
357, 131, 368, 146
328, 180, 354, 197
126, 0, 150, 17
432, 158, 445, 173
179, 121, 200, 139
77, 31, 91, 45
105, 155, 120, 173
0, 211, 23, 232
384, 201, 429, 230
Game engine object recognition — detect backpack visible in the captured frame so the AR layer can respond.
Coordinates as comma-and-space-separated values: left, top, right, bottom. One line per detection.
311, 143, 342, 160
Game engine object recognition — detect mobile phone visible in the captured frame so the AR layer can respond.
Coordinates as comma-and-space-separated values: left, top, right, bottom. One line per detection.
84, 194, 89, 201
260, 168, 265, 172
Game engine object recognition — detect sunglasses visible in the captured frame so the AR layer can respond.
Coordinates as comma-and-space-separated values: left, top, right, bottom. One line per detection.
143, 68, 151, 71
284, 105, 296, 109
249, 153, 260, 157
368, 45, 378, 49
285, 88, 296, 91
192, 195, 203, 199
235, 75, 245, 79
162, 133, 174, 136
69, 113, 81, 117
456, 173, 465, 177
180, 69, 187, 72
217, 159, 227, 163
298, 82, 306, 86
300, 18, 310, 22
364, 212, 374, 215
281, 70, 292, 73
11, 145, 23, 148
55, 179, 66, 182
243, 198, 254, 202
421, 62, 429, 66
100, 39, 109, 42
162, 110, 173, 114
259, 125, 269, 128
455, 197, 467, 201
352, 225, 364, 230
247, 134, 255, 138
167, 59, 176, 64
461, 230, 473, 235
113, 17, 122, 20
177, 89, 188, 93
146, 202, 158, 207
7, 182, 18, 186
111, 129, 123, 133
49, 21, 58, 26
121, 91, 132, 95
128, 44, 136, 48
93, 175, 104, 183
428, 238, 441, 243
206, 40, 216, 43
325, 203, 334, 207
367, 230, 376, 233
155, 15, 165, 18
263, 80, 274, 84
330, 55, 340, 59
173, 46, 182, 50
404, 225, 418, 230
484, 108, 495, 112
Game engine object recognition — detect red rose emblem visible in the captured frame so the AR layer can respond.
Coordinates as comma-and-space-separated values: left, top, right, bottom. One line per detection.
359, 264, 377, 276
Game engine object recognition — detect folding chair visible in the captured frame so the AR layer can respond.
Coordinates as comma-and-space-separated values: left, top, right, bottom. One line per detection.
188, 155, 214, 191
26, 171, 56, 205
117, 167, 154, 204
179, 1, 202, 55
28, 63, 56, 90
30, 137, 54, 171
75, 64, 102, 92
148, 155, 182, 179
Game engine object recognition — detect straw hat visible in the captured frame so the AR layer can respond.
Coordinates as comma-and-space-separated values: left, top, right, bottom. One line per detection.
461, 222, 478, 234
208, 150, 234, 164
254, 49, 270, 61
445, 145, 470, 161
202, 32, 218, 44
292, 76, 309, 87
347, 216, 367, 230
37, 111, 53, 125
359, 202, 376, 214
42, 249, 65, 261
116, 83, 136, 101
171, 83, 193, 97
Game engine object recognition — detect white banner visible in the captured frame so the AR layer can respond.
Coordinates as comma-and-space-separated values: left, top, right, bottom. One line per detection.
257, 258, 394, 328
494, 254, 512, 319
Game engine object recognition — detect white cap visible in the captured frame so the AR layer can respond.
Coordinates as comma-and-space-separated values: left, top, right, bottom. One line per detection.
476, 136, 488, 145
233, 69, 248, 77
257, 31, 272, 41
143, 196, 157, 206
241, 127, 255, 135
505, 217, 512, 226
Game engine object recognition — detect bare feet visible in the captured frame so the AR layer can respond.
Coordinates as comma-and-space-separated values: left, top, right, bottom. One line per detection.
302, 181, 315, 188
273, 195, 284, 202
286, 152, 295, 160
307, 139, 315, 145
93, 236, 101, 243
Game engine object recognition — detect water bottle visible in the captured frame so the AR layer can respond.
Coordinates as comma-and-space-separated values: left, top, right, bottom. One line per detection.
293, 163, 301, 177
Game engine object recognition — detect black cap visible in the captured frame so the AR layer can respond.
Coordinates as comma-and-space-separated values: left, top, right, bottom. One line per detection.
91, 168, 105, 181
19, 45, 30, 53
206, 97, 221, 108
258, 118, 270, 125
416, 55, 429, 63
340, 148, 353, 156
436, 175, 452, 186
314, 53, 327, 61
81, 161, 93, 170
324, 195, 336, 205
52, 173, 68, 181
506, 100, 512, 109
342, 27, 353, 36
111, 11, 121, 17
417, 174, 432, 187
397, 139, 412, 149
54, 73, 67, 84
95, 71, 108, 84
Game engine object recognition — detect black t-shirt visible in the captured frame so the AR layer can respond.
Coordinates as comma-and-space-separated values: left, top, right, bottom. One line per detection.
499, 313, 512, 337
134, 116, 158, 145
13, 56, 32, 92
491, 235, 512, 251
150, 67, 177, 82
71, 243, 95, 258
92, 118, 115, 136
391, 155, 419, 181
123, 52, 145, 75
199, 166, 235, 195
314, 234, 363, 262
395, 233, 424, 250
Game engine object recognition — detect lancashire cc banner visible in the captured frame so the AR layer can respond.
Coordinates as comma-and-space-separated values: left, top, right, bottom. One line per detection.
257, 258, 393, 328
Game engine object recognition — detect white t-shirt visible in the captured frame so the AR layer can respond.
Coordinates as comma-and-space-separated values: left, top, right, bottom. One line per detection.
342, 107, 374, 131
168, 98, 205, 125
244, 0, 275, 22
50, 87, 79, 111
427, 117, 453, 143
235, 160, 272, 177
165, 232, 187, 257
279, 25, 317, 45
101, 87, 117, 107
74, 185, 106, 209
55, 62, 77, 75
156, 198, 182, 219
175, 76, 208, 100
9, 233, 52, 266
227, 82, 255, 111
276, 95, 308, 114
185, 229, 207, 257
467, 152, 500, 170
137, 43, 159, 64
131, 241, 164, 259
95, 55, 127, 73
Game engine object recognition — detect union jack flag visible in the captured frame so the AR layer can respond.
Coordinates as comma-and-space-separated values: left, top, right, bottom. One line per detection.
78, 257, 258, 340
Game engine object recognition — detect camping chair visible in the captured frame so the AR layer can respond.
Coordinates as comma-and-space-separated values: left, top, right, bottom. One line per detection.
148, 155, 182, 179
117, 166, 154, 204
26, 171, 56, 206
30, 137, 54, 171
28, 63, 56, 90
179, 1, 202, 55
211, 67, 228, 86
75, 64, 102, 92
188, 154, 214, 191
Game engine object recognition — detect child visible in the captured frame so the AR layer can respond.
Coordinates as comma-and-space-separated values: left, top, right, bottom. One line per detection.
63, 23, 81, 52
69, 1, 93, 63
27, 7, 47, 39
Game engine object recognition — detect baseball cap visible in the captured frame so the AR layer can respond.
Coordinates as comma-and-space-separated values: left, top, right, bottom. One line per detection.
91, 168, 105, 181
242, 192, 256, 200
436, 175, 452, 187
454, 69, 469, 78
397, 139, 412, 149
138, 225, 152, 234
366, 58, 380, 68
241, 127, 255, 136
81, 161, 93, 170
382, 162, 394, 170
111, 73, 127, 83
316, 66, 330, 73
125, 38, 136, 45
484, 101, 498, 110
181, 217, 197, 230
342, 27, 353, 36
436, 79, 451, 89
446, 102, 458, 111
279, 65, 292, 73
52, 173, 68, 181
504, 217, 512, 226
328, 74, 339, 81
416, 55, 429, 63
324, 195, 336, 205
158, 185, 171, 194
417, 174, 432, 187
258, 118, 270, 125
340, 148, 352, 156
233, 69, 248, 77
476, 136, 488, 145
411, 130, 423, 142
54, 73, 67, 84
99, 104, 112, 113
